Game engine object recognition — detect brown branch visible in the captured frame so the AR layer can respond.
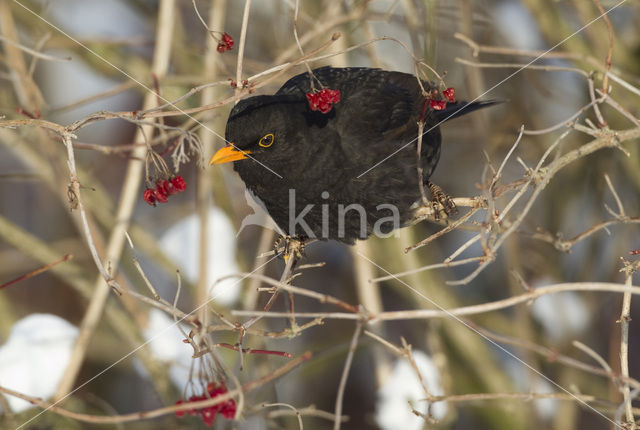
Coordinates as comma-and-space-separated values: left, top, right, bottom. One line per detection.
592, 0, 613, 94
0, 254, 73, 290
232, 282, 640, 323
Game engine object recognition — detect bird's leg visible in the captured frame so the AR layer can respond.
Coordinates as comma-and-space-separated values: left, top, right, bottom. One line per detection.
274, 235, 307, 262
273, 235, 286, 256
427, 181, 457, 219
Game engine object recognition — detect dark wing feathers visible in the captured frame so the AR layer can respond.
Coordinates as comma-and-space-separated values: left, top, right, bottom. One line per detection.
276, 66, 374, 96
338, 83, 413, 135
277, 67, 438, 134
278, 67, 499, 126
276, 66, 498, 152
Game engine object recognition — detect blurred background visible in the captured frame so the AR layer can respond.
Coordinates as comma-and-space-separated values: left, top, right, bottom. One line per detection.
1, 0, 639, 429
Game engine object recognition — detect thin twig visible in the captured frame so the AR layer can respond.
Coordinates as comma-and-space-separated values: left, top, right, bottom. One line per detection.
261, 403, 304, 429
604, 174, 626, 217
333, 322, 362, 430
131, 257, 160, 300
0, 254, 72, 290
598, 89, 640, 128
618, 259, 638, 425
243, 249, 297, 329
232, 282, 640, 322
592, 0, 613, 94
0, 34, 71, 62
235, 0, 251, 99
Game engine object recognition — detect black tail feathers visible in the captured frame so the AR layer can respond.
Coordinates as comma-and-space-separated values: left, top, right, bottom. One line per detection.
434, 99, 503, 123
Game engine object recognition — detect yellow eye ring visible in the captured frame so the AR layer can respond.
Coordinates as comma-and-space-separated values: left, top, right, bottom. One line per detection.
259, 133, 274, 148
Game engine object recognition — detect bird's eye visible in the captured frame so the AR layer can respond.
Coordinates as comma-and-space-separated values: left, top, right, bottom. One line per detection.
258, 133, 274, 148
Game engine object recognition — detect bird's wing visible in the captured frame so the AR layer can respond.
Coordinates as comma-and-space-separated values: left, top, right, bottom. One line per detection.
334, 70, 430, 152
276, 67, 434, 159
277, 67, 427, 133
276, 66, 370, 96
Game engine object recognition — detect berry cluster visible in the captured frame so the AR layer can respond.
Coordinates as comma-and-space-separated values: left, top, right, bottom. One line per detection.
428, 87, 456, 111
306, 88, 341, 114
175, 382, 236, 426
228, 78, 252, 90
143, 176, 186, 206
216, 32, 234, 53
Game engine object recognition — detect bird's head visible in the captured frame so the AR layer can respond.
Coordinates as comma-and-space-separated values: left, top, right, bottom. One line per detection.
209, 95, 303, 168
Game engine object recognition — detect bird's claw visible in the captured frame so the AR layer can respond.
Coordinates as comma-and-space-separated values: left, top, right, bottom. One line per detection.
274, 236, 306, 262
427, 181, 457, 220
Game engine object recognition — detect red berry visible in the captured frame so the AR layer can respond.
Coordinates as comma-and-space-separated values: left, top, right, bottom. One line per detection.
201, 407, 216, 426
187, 394, 204, 415
324, 88, 340, 103
222, 33, 234, 49
306, 92, 318, 107
175, 400, 186, 417
172, 175, 187, 192
220, 400, 237, 419
216, 33, 234, 53
166, 181, 177, 195
429, 99, 447, 110
306, 88, 341, 114
155, 180, 167, 194
175, 382, 236, 425
158, 179, 178, 195
153, 187, 168, 203
207, 382, 221, 396
143, 188, 157, 206
443, 87, 455, 102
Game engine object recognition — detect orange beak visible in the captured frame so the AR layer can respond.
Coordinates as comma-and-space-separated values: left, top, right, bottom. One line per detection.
209, 144, 251, 165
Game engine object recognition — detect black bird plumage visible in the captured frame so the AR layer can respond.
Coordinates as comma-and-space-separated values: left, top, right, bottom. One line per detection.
212, 67, 495, 244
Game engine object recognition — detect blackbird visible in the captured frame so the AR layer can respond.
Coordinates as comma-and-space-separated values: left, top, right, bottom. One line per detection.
211, 67, 495, 244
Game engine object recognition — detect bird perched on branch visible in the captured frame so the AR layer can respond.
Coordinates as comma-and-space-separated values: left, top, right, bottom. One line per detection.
211, 66, 496, 244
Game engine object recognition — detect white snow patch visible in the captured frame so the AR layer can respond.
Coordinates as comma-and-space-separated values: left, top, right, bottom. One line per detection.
141, 309, 194, 389
493, 3, 544, 50
41, 0, 149, 40
531, 291, 589, 342
159, 207, 241, 306
376, 350, 447, 430
0, 314, 78, 412
504, 360, 558, 420
529, 376, 557, 420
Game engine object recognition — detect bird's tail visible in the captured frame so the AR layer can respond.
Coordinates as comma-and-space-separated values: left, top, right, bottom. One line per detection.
434, 100, 502, 123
